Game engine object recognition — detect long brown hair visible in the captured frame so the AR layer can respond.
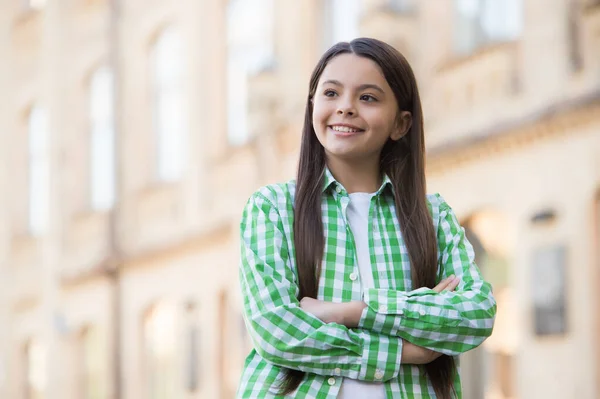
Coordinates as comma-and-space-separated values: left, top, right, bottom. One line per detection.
279, 38, 456, 398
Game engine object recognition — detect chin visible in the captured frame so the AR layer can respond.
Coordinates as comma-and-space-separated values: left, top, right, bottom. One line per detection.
324, 147, 362, 160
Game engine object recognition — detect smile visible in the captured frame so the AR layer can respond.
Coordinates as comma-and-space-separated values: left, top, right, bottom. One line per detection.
328, 124, 365, 134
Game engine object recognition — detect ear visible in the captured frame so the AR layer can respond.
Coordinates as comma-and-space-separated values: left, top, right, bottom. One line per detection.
390, 111, 412, 141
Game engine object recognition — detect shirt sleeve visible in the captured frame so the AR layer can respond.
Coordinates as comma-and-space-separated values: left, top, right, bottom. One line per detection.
357, 195, 497, 356
240, 192, 403, 381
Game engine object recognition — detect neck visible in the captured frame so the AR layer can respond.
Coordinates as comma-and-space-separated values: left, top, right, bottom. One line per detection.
326, 156, 382, 194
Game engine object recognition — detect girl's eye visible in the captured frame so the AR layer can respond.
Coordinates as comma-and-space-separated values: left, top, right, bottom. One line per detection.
360, 94, 377, 102
324, 89, 337, 97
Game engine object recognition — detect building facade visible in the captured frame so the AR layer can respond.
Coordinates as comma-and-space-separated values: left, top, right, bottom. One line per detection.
0, 0, 599, 398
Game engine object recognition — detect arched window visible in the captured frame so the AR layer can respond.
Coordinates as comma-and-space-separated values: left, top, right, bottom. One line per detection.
151, 27, 187, 181
594, 189, 600, 394
462, 211, 515, 399
227, 0, 275, 145
27, 0, 46, 11
388, 0, 416, 13
454, 0, 522, 54
89, 66, 115, 211
24, 339, 46, 399
27, 105, 50, 236
78, 326, 106, 399
143, 302, 177, 399
323, 0, 361, 49
184, 301, 199, 393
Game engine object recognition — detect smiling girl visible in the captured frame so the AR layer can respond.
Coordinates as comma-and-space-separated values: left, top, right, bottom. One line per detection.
237, 38, 496, 399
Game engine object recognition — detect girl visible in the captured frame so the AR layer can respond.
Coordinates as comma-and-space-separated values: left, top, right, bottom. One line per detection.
237, 38, 496, 398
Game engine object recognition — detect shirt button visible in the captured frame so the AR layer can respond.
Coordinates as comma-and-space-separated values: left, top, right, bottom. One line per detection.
349, 272, 358, 281
379, 305, 388, 313
336, 186, 342, 193
334, 367, 341, 376
328, 377, 336, 385
374, 369, 384, 380
419, 309, 426, 316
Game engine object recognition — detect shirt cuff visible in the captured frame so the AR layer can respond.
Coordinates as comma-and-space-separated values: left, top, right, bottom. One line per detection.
358, 288, 461, 333
357, 288, 410, 332
357, 329, 402, 382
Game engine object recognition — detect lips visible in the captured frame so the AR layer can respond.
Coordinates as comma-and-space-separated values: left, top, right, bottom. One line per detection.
328, 124, 365, 135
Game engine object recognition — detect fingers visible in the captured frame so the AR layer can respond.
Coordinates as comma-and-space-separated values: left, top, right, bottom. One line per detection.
432, 275, 453, 293
432, 275, 460, 293
432, 280, 446, 293
445, 276, 460, 292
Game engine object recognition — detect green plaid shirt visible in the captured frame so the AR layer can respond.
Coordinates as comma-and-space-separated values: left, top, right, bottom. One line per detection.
237, 169, 496, 398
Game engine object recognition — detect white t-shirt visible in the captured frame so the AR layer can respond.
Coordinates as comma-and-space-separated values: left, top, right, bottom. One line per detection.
338, 192, 386, 399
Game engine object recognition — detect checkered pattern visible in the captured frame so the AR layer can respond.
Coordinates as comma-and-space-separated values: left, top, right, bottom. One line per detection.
237, 169, 496, 398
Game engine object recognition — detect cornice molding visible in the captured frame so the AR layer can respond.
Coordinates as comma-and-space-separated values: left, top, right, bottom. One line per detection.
427, 90, 600, 174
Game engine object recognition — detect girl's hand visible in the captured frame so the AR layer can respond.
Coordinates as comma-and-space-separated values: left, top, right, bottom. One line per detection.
300, 297, 445, 364
300, 276, 460, 333
432, 275, 460, 293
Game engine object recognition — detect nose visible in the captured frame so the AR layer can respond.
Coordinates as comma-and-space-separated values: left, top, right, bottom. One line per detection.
336, 106, 355, 116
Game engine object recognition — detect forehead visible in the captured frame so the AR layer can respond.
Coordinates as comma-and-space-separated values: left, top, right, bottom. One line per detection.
318, 53, 390, 89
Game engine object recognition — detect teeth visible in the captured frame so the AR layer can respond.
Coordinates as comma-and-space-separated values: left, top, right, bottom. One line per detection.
331, 126, 360, 133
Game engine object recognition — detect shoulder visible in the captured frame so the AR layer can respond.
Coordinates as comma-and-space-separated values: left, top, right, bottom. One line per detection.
244, 179, 297, 214
426, 193, 452, 219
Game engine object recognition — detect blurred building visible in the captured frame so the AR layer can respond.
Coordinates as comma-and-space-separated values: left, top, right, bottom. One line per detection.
0, 0, 599, 398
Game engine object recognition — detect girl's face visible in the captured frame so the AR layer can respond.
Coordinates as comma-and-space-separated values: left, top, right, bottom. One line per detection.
312, 53, 408, 164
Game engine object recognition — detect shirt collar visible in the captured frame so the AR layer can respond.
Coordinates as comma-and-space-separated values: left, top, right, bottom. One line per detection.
321, 167, 395, 196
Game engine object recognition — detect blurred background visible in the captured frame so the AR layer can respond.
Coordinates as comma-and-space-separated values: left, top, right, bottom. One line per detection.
0, 0, 599, 398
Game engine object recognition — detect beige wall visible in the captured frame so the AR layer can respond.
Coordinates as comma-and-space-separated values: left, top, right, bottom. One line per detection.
1, 1, 599, 398
429, 120, 600, 399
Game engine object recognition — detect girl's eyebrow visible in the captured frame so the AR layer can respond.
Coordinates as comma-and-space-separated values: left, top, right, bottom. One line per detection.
321, 79, 385, 94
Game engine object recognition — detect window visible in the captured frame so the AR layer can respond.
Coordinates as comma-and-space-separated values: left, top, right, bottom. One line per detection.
26, 0, 46, 10
462, 212, 515, 399
143, 302, 177, 399
0, 358, 5, 392
24, 339, 46, 399
388, 0, 416, 13
89, 66, 115, 211
595, 190, 600, 394
27, 105, 49, 236
323, 0, 361, 50
217, 292, 231, 395
227, 0, 275, 145
151, 27, 187, 182
454, 0, 522, 54
184, 302, 199, 393
79, 326, 106, 399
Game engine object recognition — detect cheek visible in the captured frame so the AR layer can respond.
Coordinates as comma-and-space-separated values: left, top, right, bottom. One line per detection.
366, 109, 396, 134
312, 102, 329, 132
